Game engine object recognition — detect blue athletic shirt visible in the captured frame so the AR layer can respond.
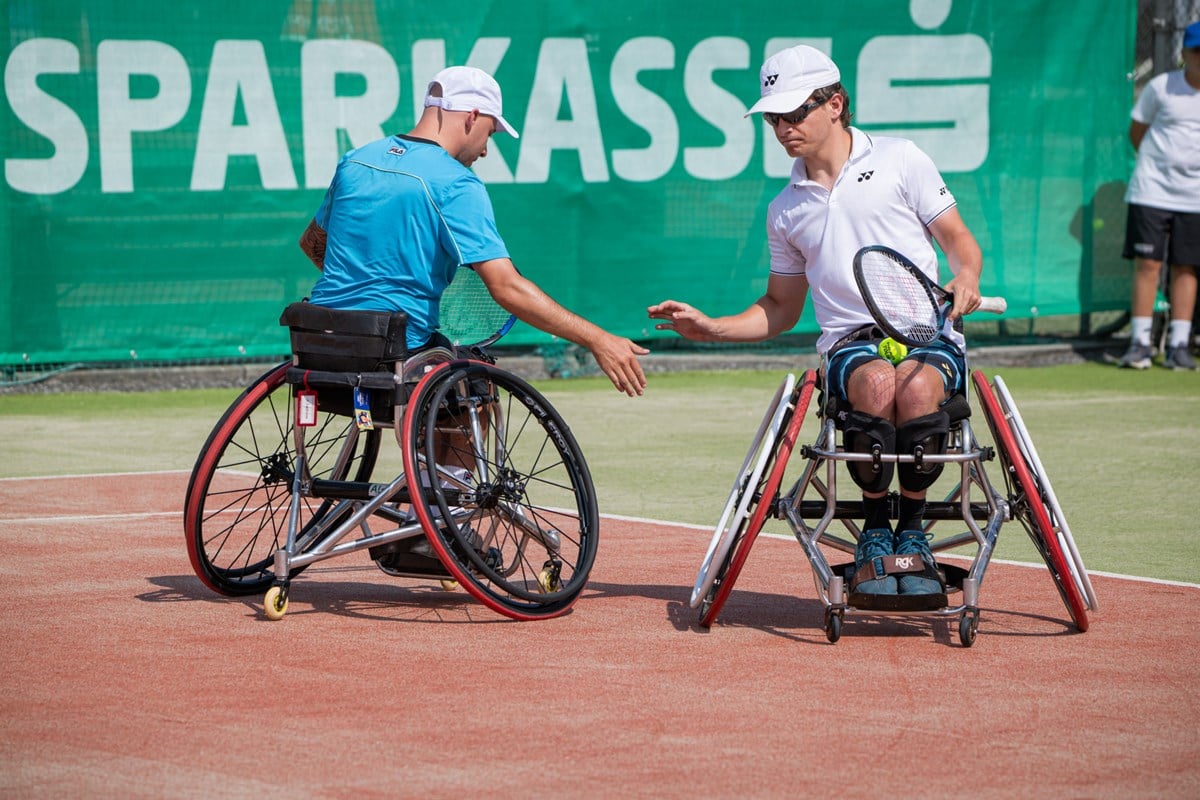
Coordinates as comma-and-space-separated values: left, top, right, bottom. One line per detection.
309, 135, 510, 348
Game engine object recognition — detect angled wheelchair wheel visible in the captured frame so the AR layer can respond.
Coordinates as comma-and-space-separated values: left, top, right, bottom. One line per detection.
972, 371, 1089, 632
992, 375, 1098, 611
697, 370, 817, 628
401, 360, 599, 621
184, 363, 381, 596
691, 374, 796, 613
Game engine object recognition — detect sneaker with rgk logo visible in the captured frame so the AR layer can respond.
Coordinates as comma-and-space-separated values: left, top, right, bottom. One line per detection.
894, 530, 942, 595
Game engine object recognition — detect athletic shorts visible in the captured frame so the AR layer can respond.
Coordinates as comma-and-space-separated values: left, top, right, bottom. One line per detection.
1123, 204, 1200, 265
825, 331, 966, 406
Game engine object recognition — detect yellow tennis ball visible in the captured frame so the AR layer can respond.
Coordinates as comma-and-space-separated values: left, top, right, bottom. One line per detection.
878, 337, 908, 364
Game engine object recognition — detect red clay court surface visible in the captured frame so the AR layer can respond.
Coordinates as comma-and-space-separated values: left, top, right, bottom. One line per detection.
2, 471, 1198, 798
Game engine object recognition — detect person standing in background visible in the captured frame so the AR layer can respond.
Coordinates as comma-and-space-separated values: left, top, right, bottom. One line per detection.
1118, 20, 1200, 371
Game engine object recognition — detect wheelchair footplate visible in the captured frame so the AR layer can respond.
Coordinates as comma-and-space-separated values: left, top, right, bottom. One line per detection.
836, 560, 969, 612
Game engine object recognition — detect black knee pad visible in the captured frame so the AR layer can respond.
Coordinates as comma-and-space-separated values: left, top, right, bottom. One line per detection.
842, 411, 895, 493
897, 410, 950, 492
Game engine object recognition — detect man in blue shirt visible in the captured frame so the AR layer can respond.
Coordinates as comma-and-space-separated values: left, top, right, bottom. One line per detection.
300, 66, 648, 396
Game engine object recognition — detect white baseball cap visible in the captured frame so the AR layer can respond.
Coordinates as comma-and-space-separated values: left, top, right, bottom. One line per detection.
745, 45, 841, 117
425, 66, 520, 138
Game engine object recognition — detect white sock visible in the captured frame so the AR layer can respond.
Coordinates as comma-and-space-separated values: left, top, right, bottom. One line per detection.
1130, 316, 1153, 347
1169, 320, 1192, 349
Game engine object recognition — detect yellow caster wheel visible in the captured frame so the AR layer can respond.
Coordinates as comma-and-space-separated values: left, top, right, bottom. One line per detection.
439, 579, 459, 591
537, 561, 561, 593
264, 585, 288, 620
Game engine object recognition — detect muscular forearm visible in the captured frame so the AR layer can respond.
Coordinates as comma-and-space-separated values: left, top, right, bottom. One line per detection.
490, 274, 605, 347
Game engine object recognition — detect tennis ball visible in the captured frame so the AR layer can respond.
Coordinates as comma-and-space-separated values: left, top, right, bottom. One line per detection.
878, 337, 908, 364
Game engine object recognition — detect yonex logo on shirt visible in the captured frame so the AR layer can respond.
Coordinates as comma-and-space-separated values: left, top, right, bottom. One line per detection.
857, 171, 874, 182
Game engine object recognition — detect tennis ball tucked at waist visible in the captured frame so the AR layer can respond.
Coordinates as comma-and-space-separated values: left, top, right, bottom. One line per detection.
878, 337, 908, 364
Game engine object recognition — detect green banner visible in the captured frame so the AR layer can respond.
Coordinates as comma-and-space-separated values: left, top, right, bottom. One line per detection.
1, 1, 1136, 365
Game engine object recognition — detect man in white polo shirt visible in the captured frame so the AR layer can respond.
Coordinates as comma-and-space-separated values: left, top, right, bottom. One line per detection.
648, 45, 984, 602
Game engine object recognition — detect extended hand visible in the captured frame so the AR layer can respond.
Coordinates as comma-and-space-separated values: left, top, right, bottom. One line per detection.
647, 300, 717, 341
591, 334, 649, 397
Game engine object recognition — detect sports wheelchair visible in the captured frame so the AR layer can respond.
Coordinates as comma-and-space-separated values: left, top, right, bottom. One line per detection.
184, 302, 599, 621
691, 367, 1097, 647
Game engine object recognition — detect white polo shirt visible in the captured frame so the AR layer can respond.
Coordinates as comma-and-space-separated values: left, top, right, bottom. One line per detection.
766, 128, 960, 353
1124, 69, 1200, 213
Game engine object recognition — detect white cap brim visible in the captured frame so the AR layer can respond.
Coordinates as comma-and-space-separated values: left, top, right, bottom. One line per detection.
745, 88, 819, 118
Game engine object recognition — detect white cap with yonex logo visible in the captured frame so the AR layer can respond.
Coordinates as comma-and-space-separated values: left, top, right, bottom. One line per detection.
425, 66, 520, 138
745, 45, 841, 117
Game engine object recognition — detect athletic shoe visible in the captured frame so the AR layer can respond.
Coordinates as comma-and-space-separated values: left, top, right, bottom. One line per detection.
894, 530, 942, 595
1163, 347, 1198, 371
853, 528, 897, 595
1117, 343, 1153, 370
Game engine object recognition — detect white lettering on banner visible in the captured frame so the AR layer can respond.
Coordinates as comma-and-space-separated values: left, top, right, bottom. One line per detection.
683, 37, 752, 181
611, 37, 678, 183
516, 38, 609, 184
856, 35, 990, 172
4, 38, 87, 195
300, 39, 398, 189
193, 40, 297, 190
97, 40, 191, 193
3, 30, 993, 194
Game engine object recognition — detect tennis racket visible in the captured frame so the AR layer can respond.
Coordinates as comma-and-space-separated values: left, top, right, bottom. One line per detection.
438, 265, 517, 349
852, 245, 1007, 347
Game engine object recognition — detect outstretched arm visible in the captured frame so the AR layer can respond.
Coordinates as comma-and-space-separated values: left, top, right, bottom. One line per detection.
474, 259, 649, 397
647, 272, 809, 343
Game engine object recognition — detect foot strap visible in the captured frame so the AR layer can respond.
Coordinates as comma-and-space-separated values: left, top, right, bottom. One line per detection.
850, 553, 928, 591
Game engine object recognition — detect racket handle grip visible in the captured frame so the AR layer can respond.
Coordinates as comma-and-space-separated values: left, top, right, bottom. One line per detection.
978, 296, 1007, 314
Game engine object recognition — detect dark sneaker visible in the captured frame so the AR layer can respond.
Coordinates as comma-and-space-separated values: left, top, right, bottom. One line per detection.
853, 529, 898, 595
1117, 343, 1153, 370
894, 530, 942, 595
1163, 347, 1197, 371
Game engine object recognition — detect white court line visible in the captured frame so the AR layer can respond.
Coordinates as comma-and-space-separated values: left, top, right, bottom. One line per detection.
0, 512, 180, 524
0, 469, 192, 482
3, 474, 1197, 591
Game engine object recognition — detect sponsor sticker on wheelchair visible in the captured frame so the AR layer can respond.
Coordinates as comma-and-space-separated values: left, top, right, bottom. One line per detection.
353, 387, 374, 431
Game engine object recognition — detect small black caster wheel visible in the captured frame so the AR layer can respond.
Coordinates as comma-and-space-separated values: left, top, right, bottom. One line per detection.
824, 608, 843, 643
958, 611, 979, 647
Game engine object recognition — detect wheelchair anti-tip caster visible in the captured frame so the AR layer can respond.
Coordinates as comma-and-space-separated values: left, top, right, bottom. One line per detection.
264, 585, 289, 621
824, 608, 843, 643
958, 609, 979, 647
537, 560, 563, 593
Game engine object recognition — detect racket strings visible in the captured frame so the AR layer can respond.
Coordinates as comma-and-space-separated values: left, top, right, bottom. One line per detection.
439, 267, 513, 346
859, 253, 942, 345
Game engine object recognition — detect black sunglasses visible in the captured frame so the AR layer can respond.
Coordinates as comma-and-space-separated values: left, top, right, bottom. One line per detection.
763, 95, 830, 127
